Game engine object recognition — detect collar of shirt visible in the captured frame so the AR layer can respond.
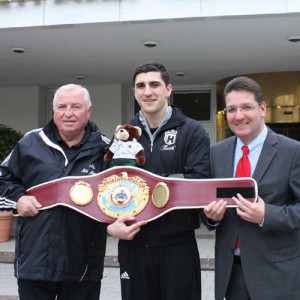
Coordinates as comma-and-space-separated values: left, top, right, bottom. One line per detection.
54, 125, 91, 161
234, 125, 268, 177
54, 125, 91, 148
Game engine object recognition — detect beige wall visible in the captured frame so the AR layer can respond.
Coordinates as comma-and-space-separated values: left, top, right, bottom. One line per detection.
216, 71, 300, 141
217, 71, 300, 124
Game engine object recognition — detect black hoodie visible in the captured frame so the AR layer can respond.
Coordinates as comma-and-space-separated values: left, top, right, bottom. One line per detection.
126, 106, 211, 245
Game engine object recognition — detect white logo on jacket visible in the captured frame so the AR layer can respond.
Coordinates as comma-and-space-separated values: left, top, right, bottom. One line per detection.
81, 164, 96, 175
120, 271, 130, 280
161, 130, 177, 151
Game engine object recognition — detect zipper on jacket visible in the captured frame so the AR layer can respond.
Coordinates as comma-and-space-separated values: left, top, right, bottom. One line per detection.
79, 265, 88, 282
150, 142, 153, 152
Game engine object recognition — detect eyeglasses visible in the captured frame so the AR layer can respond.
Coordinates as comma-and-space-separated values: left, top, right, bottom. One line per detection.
224, 104, 259, 115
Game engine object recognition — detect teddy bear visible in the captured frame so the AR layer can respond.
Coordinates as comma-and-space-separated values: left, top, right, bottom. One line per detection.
104, 124, 146, 167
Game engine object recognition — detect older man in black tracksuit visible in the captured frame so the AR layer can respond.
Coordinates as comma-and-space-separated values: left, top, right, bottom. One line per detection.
108, 62, 211, 300
0, 84, 109, 300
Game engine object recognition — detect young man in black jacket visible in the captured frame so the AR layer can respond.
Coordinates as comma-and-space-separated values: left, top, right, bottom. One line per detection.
108, 62, 211, 300
0, 84, 110, 300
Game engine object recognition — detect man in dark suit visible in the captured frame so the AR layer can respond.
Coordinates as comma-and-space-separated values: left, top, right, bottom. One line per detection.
204, 76, 300, 300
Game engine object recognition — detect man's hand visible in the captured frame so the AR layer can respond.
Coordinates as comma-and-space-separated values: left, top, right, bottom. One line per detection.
204, 199, 227, 222
233, 194, 265, 224
107, 214, 147, 240
16, 195, 42, 217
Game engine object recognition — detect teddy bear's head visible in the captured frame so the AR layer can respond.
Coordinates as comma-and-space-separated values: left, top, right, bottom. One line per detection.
103, 124, 145, 166
115, 125, 142, 142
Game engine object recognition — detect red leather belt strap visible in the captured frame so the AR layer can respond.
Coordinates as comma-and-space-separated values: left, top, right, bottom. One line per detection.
26, 166, 258, 223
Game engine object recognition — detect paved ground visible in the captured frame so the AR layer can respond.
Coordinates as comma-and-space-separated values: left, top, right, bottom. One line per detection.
0, 227, 215, 300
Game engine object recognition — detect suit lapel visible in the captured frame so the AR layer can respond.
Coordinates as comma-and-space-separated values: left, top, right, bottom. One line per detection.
221, 137, 236, 178
252, 129, 278, 183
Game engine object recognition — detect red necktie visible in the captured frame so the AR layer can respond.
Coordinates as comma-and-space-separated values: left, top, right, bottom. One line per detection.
234, 145, 250, 250
235, 145, 250, 178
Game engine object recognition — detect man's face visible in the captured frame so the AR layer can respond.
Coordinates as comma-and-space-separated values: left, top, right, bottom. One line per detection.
225, 90, 266, 145
53, 88, 91, 141
134, 71, 172, 117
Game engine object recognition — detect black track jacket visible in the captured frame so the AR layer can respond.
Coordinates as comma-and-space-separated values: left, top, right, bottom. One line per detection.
128, 106, 211, 245
0, 120, 109, 282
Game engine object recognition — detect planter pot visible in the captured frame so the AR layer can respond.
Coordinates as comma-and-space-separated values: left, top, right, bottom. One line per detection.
0, 211, 14, 242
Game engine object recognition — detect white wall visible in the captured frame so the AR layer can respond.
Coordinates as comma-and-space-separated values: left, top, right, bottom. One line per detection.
0, 87, 40, 133
1, 0, 300, 29
0, 84, 124, 137
88, 84, 123, 137
0, 83, 217, 143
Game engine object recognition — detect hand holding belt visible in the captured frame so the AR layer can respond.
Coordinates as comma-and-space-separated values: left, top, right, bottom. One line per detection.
25, 166, 258, 223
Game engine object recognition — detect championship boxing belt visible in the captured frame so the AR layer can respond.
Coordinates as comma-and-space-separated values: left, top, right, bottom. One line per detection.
26, 166, 258, 223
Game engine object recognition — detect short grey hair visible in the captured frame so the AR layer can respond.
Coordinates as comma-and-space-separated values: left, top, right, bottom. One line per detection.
53, 84, 92, 108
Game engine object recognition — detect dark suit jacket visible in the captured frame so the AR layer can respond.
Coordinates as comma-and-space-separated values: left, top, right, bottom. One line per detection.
211, 128, 300, 300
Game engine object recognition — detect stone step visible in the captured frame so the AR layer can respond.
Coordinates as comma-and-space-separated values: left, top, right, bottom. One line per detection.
0, 252, 215, 270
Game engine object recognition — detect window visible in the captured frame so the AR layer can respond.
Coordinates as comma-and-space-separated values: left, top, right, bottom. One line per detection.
171, 91, 211, 121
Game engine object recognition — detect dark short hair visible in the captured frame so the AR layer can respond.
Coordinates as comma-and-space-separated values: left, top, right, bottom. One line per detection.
132, 62, 170, 86
224, 76, 263, 104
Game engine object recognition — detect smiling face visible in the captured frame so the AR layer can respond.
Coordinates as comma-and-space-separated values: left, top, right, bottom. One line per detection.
134, 71, 172, 126
53, 86, 92, 145
225, 90, 266, 145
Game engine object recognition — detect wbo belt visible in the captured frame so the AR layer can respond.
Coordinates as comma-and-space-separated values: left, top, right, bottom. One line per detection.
26, 166, 258, 223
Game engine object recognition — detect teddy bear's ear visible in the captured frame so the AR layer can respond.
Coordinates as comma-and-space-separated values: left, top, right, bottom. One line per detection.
134, 126, 142, 137
116, 125, 122, 132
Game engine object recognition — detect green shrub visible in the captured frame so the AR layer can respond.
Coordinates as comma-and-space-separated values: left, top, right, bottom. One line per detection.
0, 124, 23, 163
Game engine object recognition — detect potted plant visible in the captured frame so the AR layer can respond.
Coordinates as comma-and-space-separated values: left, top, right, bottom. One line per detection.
0, 211, 14, 242
0, 123, 23, 163
0, 124, 23, 242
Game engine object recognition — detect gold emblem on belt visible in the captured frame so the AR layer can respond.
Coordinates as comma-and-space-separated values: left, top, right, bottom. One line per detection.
97, 172, 150, 218
152, 182, 169, 208
69, 181, 94, 206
